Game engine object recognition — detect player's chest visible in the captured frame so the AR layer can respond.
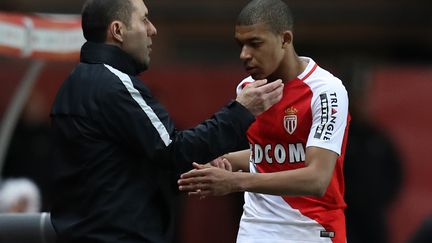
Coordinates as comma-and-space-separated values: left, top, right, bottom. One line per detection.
246, 82, 314, 169
248, 81, 313, 143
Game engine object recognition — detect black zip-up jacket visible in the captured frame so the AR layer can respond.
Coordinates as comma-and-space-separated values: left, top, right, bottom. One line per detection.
50, 42, 254, 243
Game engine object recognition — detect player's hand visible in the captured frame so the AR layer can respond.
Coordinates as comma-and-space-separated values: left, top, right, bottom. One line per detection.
210, 157, 232, 171
178, 162, 239, 197
236, 79, 284, 116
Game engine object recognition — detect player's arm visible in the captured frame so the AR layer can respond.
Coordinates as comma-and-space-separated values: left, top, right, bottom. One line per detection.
235, 146, 337, 196
204, 149, 250, 172
178, 146, 337, 197
223, 149, 251, 172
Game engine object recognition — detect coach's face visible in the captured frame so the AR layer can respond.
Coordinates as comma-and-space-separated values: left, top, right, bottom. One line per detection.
122, 0, 157, 69
235, 23, 286, 80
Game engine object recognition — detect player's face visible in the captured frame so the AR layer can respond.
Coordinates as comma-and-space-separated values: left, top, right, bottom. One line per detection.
235, 23, 285, 80
122, 0, 157, 70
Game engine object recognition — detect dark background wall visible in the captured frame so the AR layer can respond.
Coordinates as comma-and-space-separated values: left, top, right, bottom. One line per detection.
1, 0, 431, 65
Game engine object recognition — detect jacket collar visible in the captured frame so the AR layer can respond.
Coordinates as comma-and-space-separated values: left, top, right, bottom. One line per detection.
80, 41, 146, 76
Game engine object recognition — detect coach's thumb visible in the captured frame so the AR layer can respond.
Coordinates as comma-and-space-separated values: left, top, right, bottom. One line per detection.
250, 79, 267, 87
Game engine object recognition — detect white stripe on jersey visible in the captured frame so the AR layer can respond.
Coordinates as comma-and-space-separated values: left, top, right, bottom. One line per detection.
104, 64, 172, 146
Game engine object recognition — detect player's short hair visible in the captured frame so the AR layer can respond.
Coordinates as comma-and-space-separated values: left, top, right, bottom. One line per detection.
237, 0, 294, 34
81, 0, 136, 42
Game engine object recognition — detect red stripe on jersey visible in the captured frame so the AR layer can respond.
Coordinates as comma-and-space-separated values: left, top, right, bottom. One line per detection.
300, 63, 318, 81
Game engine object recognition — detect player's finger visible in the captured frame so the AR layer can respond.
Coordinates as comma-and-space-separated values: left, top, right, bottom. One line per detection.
179, 182, 210, 192
180, 168, 208, 179
222, 158, 232, 171
192, 162, 208, 170
188, 190, 210, 199
178, 175, 212, 186
212, 159, 225, 169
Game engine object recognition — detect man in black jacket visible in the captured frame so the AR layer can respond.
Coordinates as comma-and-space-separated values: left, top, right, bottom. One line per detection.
49, 0, 284, 242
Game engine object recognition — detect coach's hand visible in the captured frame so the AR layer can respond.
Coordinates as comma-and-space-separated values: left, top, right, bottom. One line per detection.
236, 79, 283, 116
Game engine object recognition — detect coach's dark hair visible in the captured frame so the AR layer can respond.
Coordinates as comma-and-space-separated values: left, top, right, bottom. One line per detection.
81, 0, 135, 42
237, 0, 294, 33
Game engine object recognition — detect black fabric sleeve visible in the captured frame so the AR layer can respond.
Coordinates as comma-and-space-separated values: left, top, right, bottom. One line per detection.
164, 100, 254, 172
100, 78, 254, 172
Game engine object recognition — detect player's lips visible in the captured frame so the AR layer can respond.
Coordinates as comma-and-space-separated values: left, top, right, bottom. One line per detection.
245, 66, 258, 74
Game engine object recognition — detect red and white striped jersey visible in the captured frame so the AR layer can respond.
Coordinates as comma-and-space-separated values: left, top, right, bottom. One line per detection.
236, 57, 350, 243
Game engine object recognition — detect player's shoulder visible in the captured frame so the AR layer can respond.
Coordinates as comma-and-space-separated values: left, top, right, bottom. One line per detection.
301, 57, 347, 95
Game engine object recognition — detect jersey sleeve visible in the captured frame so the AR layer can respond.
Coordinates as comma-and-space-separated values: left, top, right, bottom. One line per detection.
306, 79, 349, 155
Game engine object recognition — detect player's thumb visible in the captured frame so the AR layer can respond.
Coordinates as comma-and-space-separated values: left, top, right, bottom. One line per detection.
192, 162, 206, 170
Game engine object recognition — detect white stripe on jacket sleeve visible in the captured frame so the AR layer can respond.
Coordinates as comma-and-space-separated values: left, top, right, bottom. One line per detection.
104, 64, 172, 146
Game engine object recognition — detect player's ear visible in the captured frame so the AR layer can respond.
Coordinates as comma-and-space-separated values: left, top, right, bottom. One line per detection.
108, 20, 125, 43
281, 31, 293, 48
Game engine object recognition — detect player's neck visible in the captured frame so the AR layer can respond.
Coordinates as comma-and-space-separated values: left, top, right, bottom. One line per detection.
273, 54, 306, 83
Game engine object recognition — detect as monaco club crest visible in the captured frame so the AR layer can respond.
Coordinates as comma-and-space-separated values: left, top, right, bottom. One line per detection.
284, 107, 298, 135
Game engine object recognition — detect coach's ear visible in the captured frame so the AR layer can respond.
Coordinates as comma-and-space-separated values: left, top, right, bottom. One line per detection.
107, 20, 125, 43
281, 30, 293, 49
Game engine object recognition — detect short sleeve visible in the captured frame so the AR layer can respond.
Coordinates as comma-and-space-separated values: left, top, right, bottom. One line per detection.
306, 80, 349, 155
